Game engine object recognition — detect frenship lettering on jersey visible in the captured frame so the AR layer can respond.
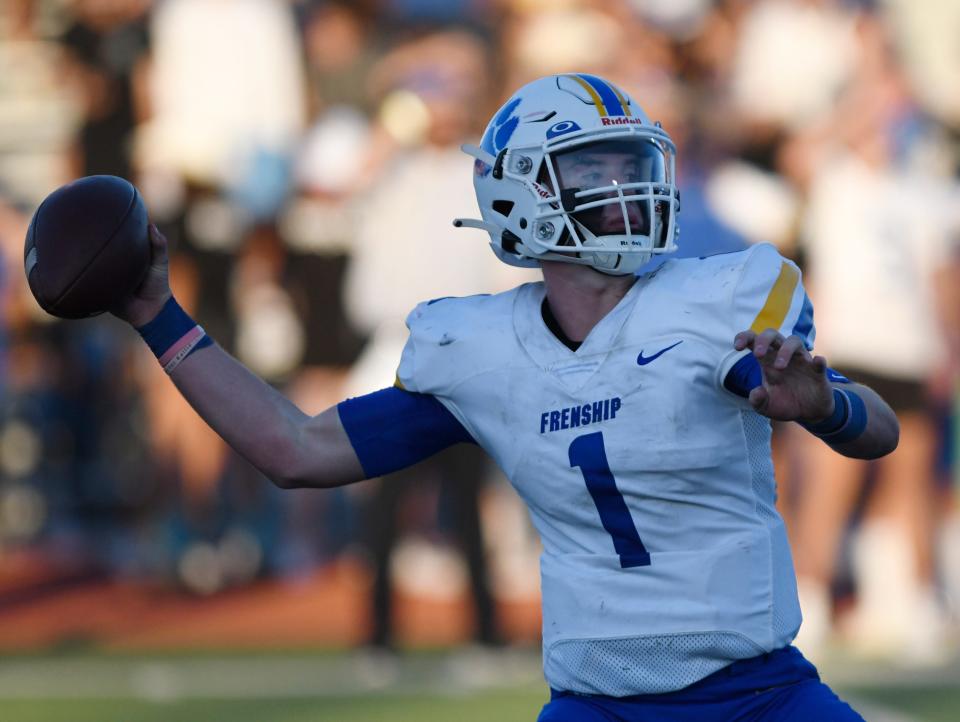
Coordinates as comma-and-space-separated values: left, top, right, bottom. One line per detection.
539, 397, 622, 434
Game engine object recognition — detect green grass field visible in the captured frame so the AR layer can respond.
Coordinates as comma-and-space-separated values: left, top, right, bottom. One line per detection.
839, 687, 960, 722
5, 687, 960, 722
1, 649, 958, 722
0, 691, 546, 722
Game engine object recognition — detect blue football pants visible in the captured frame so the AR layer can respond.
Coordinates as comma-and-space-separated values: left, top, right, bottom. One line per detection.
537, 646, 863, 722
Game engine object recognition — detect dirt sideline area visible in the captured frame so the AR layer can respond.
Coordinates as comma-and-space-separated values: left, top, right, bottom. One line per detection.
0, 550, 541, 651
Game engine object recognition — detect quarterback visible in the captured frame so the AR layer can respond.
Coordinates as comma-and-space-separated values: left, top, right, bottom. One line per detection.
118, 75, 898, 721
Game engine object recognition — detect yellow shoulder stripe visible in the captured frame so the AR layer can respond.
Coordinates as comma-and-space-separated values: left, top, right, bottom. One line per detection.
750, 262, 799, 333
394, 375, 406, 390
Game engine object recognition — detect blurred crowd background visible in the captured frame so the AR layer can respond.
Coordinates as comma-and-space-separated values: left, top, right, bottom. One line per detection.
1, 0, 959, 664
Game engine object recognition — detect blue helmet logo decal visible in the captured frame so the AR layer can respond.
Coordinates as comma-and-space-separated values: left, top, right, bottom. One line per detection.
477, 97, 522, 176
546, 120, 581, 139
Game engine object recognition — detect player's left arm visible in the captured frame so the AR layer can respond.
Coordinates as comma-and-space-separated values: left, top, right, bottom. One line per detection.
733, 328, 899, 460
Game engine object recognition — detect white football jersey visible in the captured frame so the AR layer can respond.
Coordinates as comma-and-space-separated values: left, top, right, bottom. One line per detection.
397, 243, 813, 696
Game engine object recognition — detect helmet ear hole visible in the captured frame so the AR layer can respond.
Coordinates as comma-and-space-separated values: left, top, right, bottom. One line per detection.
492, 148, 508, 179
492, 200, 514, 218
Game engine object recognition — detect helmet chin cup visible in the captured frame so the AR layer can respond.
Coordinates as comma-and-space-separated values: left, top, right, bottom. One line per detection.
575, 221, 653, 276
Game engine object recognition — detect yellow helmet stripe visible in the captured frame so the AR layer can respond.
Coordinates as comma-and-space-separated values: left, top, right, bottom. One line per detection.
566, 74, 609, 117
610, 85, 632, 117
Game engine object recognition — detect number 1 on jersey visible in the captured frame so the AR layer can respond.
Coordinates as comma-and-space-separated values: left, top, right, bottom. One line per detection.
569, 431, 651, 568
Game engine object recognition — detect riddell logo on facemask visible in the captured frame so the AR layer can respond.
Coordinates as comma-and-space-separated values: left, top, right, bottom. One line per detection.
601, 117, 645, 126
532, 183, 552, 199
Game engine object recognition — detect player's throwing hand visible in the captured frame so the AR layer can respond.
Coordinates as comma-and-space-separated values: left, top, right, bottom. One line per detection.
734, 328, 835, 424
112, 224, 172, 328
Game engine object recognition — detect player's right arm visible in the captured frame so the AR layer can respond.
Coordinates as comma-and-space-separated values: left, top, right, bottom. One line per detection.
115, 226, 473, 489
113, 225, 364, 488
171, 347, 365, 489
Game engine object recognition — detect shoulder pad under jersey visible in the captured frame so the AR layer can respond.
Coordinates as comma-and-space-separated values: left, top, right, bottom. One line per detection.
396, 288, 522, 396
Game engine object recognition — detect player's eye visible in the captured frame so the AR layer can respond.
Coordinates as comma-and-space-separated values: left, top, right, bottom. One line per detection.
572, 157, 600, 169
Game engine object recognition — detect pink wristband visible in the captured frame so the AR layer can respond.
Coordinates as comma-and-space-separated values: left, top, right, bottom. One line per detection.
159, 325, 206, 373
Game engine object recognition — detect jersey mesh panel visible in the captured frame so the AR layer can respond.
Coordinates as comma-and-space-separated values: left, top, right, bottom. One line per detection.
742, 410, 800, 644
546, 632, 763, 695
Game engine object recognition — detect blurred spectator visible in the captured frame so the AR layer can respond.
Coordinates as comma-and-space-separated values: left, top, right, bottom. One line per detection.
0, 0, 81, 204
789, 13, 958, 663
344, 30, 535, 372
731, 0, 858, 133
0, 13, 154, 571
628, 0, 716, 41
284, 1, 389, 370
137, 0, 310, 354
379, 0, 491, 30
230, 226, 306, 383
302, 0, 383, 118
342, 29, 537, 649
139, 0, 306, 211
1, 0, 959, 664
880, 0, 960, 129
501, 3, 636, 90
59, 0, 151, 180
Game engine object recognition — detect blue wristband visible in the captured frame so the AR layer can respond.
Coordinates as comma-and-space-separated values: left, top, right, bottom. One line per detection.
137, 297, 195, 357
826, 389, 868, 444
802, 388, 868, 444
801, 388, 849, 435
136, 296, 213, 371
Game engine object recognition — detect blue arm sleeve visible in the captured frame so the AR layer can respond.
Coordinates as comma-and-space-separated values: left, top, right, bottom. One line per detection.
723, 354, 763, 398
723, 354, 852, 398
337, 387, 477, 479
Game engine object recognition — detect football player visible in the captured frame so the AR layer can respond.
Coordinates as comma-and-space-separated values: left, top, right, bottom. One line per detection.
117, 74, 898, 721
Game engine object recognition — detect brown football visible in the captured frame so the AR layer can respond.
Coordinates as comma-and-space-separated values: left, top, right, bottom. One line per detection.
24, 175, 150, 319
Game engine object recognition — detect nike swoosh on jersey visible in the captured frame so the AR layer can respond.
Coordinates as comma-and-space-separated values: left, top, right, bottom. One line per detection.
636, 340, 683, 366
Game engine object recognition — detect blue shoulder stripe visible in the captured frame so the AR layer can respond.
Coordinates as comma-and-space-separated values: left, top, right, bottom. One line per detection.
791, 293, 814, 347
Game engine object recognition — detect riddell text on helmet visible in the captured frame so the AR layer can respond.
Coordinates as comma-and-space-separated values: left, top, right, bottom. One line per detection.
600, 115, 643, 125
601, 117, 646, 125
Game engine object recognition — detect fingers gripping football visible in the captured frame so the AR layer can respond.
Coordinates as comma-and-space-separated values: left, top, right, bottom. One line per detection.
112, 224, 173, 328
733, 328, 833, 423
